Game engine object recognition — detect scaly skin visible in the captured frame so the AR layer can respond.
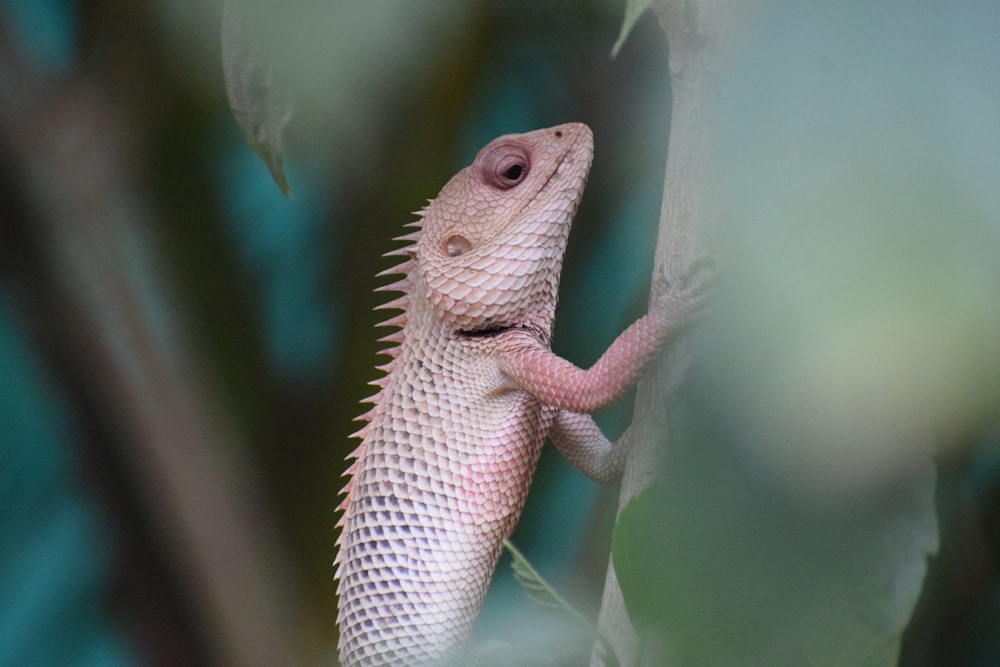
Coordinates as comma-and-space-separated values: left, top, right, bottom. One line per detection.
335, 123, 701, 666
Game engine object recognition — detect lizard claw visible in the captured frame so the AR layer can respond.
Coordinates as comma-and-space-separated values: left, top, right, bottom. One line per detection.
657, 255, 715, 291
653, 255, 716, 324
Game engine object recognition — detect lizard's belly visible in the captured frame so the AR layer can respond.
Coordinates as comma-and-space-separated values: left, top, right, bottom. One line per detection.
337, 377, 551, 666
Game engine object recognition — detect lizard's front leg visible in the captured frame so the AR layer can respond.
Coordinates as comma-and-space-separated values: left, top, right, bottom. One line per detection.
549, 409, 630, 483
498, 262, 710, 415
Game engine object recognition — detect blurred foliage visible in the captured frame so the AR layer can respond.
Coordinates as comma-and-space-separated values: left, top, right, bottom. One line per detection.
709, 2, 1000, 497
611, 2, 1000, 666
1, 0, 999, 665
614, 433, 936, 666
0, 297, 135, 666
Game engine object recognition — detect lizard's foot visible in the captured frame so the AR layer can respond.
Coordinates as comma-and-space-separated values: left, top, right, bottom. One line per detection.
653, 255, 716, 324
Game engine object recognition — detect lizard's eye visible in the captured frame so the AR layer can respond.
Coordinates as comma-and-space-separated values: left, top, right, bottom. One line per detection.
444, 234, 472, 257
502, 163, 523, 181
479, 144, 530, 190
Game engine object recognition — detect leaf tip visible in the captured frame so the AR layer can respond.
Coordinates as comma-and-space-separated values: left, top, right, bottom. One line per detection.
611, 0, 653, 57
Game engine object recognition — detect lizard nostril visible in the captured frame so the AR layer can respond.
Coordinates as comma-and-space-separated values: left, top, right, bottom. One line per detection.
554, 130, 563, 138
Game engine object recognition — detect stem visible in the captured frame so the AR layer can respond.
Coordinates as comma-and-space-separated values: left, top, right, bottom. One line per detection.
591, 2, 736, 664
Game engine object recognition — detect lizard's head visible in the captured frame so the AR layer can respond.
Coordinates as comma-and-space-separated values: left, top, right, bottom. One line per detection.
416, 122, 594, 335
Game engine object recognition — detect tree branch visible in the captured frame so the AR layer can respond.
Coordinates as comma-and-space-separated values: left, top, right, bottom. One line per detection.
592, 2, 738, 665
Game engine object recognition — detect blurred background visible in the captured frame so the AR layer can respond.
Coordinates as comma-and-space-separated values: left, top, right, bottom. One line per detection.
0, 1, 998, 666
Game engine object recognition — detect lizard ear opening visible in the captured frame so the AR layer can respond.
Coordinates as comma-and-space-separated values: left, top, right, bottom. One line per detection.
444, 235, 473, 257
479, 144, 530, 190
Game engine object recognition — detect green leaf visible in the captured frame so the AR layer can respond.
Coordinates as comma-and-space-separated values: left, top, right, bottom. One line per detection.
611, 406, 937, 666
611, 0, 652, 56
503, 540, 618, 667
222, 0, 293, 197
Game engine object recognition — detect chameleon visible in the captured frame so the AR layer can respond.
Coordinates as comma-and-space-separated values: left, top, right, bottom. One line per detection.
335, 122, 705, 666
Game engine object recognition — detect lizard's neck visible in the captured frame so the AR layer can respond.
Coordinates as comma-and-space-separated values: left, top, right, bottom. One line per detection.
405, 264, 558, 343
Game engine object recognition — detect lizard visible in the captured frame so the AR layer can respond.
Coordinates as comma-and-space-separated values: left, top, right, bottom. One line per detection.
335, 122, 705, 666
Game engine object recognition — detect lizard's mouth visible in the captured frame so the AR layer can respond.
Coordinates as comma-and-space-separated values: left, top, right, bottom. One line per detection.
539, 129, 587, 195
536, 161, 562, 197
